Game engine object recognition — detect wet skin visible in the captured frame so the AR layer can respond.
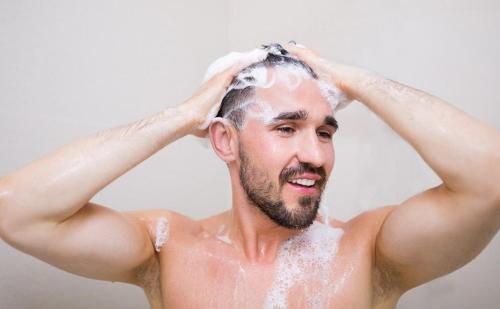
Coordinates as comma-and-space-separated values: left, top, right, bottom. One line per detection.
127, 76, 403, 308
129, 207, 399, 309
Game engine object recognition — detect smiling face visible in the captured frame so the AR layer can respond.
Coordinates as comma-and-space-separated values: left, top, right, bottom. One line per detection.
236, 69, 337, 229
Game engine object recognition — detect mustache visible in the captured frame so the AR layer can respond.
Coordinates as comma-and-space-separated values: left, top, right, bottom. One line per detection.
279, 163, 327, 187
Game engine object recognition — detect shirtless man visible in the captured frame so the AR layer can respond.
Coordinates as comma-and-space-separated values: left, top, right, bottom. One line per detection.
0, 43, 499, 308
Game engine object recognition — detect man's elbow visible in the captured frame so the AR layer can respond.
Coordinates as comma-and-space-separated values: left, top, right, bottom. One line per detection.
484, 171, 500, 230
0, 188, 14, 245
489, 151, 500, 223
473, 149, 500, 217
0, 178, 9, 235
0, 181, 25, 246
491, 191, 500, 230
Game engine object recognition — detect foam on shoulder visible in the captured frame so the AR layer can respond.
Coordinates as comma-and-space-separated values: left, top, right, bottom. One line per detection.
154, 217, 169, 252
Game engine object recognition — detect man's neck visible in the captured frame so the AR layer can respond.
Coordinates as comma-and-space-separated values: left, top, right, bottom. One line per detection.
226, 195, 303, 264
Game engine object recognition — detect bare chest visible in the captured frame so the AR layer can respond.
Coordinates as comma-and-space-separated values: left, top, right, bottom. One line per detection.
152, 238, 380, 308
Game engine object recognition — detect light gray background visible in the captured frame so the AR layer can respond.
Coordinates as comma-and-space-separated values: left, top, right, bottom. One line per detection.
1, 0, 498, 308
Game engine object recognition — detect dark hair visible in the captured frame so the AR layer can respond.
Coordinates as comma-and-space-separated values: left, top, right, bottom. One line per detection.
216, 43, 318, 130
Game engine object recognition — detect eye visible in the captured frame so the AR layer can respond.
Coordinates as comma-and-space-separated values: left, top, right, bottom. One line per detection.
318, 131, 333, 140
276, 126, 295, 135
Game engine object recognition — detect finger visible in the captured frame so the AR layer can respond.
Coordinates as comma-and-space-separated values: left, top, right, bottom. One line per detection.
286, 46, 310, 63
287, 40, 307, 48
213, 60, 252, 87
226, 60, 250, 76
284, 42, 306, 55
285, 43, 319, 62
212, 66, 240, 89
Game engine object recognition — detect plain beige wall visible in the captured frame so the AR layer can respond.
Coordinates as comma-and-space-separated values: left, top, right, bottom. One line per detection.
1, 0, 498, 308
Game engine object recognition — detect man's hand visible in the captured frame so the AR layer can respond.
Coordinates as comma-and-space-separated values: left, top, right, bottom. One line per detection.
180, 61, 254, 138
284, 42, 368, 100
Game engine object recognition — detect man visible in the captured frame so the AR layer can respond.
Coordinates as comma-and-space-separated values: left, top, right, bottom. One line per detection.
0, 43, 499, 308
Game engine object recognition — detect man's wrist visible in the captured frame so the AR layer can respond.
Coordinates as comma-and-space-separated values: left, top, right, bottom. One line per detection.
174, 102, 205, 135
336, 65, 381, 101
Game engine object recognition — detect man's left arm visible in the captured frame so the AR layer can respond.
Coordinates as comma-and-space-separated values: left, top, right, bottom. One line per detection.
287, 44, 500, 291
347, 72, 500, 291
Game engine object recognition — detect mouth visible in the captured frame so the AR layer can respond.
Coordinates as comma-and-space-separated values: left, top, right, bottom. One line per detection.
286, 178, 319, 194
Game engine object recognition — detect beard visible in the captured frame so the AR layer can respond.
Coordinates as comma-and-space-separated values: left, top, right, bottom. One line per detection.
238, 145, 327, 229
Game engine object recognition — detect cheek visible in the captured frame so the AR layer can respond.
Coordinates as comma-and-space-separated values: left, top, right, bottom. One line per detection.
244, 125, 287, 158
325, 145, 335, 173
257, 139, 288, 171
262, 137, 285, 156
244, 134, 291, 179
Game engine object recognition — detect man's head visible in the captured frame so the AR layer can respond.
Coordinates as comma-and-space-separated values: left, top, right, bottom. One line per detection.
209, 44, 339, 229
216, 44, 318, 129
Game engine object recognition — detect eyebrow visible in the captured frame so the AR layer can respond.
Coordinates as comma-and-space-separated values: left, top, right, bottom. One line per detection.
324, 115, 339, 130
269, 109, 339, 130
271, 110, 309, 122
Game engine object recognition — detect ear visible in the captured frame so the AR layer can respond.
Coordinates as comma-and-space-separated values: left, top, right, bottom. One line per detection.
209, 119, 239, 163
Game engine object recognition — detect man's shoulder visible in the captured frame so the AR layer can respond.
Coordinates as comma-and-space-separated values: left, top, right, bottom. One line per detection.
123, 208, 203, 240
330, 205, 398, 247
124, 208, 193, 222
122, 209, 226, 289
342, 205, 397, 232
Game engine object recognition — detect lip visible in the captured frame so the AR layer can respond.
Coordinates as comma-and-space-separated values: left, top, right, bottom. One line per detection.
287, 182, 318, 195
289, 173, 322, 181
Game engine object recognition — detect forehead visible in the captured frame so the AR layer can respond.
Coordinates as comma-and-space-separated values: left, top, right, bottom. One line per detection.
252, 67, 333, 117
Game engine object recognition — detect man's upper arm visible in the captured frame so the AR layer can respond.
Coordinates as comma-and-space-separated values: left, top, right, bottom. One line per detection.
375, 184, 499, 291
2, 202, 155, 285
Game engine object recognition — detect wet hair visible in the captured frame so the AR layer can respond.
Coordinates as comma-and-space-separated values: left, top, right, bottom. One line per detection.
216, 43, 318, 130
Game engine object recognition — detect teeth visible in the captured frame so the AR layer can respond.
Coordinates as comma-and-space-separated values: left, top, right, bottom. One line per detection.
290, 179, 315, 186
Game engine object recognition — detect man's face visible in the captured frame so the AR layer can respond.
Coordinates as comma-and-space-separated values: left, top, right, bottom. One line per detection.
237, 69, 336, 229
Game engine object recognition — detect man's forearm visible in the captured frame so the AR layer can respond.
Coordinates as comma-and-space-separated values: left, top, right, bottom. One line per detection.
0, 105, 196, 225
343, 70, 500, 198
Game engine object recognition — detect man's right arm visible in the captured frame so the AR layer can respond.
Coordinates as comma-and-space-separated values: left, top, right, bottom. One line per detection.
0, 106, 197, 284
0, 62, 245, 284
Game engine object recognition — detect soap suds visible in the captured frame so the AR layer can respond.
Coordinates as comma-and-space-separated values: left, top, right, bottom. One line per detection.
216, 234, 232, 245
319, 204, 330, 225
217, 224, 226, 234
154, 217, 169, 252
215, 224, 232, 245
200, 44, 352, 131
202, 48, 268, 83
317, 79, 351, 112
263, 221, 344, 309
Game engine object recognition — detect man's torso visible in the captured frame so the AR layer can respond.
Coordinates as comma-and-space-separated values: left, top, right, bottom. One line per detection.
130, 207, 401, 309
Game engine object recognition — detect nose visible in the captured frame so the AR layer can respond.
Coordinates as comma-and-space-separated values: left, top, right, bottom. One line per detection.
295, 131, 327, 168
